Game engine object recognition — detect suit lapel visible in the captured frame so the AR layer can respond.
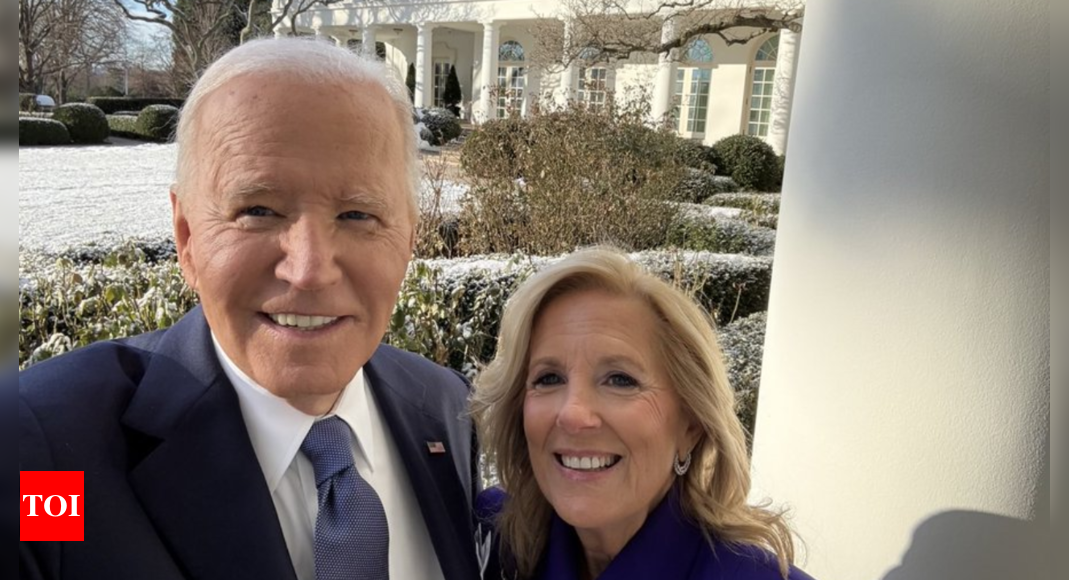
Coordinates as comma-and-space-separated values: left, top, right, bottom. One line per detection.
366, 351, 480, 580
122, 308, 297, 580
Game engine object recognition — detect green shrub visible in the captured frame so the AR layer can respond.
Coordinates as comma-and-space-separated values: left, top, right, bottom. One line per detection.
405, 63, 416, 103
442, 65, 463, 116
52, 103, 110, 144
19, 117, 71, 146
20, 93, 36, 112
136, 105, 179, 142
675, 169, 741, 203
717, 311, 768, 439
87, 97, 184, 115
418, 107, 462, 146
21, 246, 771, 370
667, 213, 777, 256
106, 115, 141, 139
711, 134, 780, 191
704, 193, 781, 214
673, 138, 718, 173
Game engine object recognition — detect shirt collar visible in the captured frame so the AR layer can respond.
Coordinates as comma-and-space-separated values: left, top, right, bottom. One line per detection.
211, 334, 376, 493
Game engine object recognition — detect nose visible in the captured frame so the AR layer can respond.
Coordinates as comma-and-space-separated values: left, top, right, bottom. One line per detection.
556, 384, 602, 433
275, 217, 343, 290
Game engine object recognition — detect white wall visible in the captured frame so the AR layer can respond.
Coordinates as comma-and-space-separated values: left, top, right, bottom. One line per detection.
1051, 0, 1065, 541
750, 1, 1049, 580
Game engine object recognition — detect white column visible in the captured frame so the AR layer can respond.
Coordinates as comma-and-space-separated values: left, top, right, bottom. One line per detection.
766, 28, 801, 155
414, 23, 435, 109
361, 25, 377, 58
478, 20, 501, 122
750, 1, 1049, 579
558, 19, 577, 108
650, 15, 678, 126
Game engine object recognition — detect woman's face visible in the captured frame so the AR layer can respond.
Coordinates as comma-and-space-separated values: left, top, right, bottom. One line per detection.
523, 289, 699, 552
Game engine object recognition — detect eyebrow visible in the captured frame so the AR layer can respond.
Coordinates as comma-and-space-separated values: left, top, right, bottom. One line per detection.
222, 183, 275, 203
527, 354, 645, 371
221, 184, 393, 214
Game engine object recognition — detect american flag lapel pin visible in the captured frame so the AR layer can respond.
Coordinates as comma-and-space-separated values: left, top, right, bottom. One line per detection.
427, 441, 447, 454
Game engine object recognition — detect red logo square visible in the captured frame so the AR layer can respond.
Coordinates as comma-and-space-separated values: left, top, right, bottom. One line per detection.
20, 471, 84, 542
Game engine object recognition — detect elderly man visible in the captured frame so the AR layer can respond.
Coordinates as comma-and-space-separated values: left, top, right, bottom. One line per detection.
19, 39, 481, 580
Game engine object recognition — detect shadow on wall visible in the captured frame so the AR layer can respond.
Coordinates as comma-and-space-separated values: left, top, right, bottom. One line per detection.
883, 511, 1049, 580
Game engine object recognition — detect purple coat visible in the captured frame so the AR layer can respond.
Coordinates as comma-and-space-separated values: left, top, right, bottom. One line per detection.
476, 487, 816, 580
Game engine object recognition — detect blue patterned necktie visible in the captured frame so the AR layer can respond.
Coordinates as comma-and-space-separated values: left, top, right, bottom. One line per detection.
301, 416, 390, 580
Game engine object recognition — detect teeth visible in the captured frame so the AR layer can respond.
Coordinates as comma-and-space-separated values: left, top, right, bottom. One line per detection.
560, 455, 618, 471
269, 314, 338, 330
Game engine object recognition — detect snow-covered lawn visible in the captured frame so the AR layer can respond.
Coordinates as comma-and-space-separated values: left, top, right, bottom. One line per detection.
19, 142, 468, 254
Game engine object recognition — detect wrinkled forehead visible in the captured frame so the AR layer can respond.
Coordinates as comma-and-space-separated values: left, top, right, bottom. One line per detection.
185, 73, 406, 181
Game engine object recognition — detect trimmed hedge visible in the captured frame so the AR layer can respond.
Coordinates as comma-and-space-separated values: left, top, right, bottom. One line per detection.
711, 134, 781, 192
20, 246, 771, 371
705, 193, 781, 214
52, 103, 110, 144
667, 214, 777, 257
88, 97, 184, 115
417, 108, 463, 146
717, 310, 768, 437
19, 117, 71, 146
106, 115, 140, 139
136, 105, 179, 142
675, 168, 740, 203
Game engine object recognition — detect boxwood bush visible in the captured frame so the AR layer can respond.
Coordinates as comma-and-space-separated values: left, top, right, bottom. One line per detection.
717, 310, 768, 438
106, 115, 140, 139
52, 103, 110, 144
711, 134, 781, 192
704, 193, 781, 214
417, 107, 463, 146
19, 117, 71, 146
136, 105, 179, 142
675, 168, 740, 203
20, 246, 771, 370
88, 97, 185, 115
667, 214, 777, 257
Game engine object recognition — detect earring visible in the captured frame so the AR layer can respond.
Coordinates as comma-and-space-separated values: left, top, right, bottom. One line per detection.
674, 451, 692, 476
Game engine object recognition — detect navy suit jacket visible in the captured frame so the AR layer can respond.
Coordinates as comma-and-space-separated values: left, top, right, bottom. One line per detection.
19, 306, 482, 580
476, 487, 816, 580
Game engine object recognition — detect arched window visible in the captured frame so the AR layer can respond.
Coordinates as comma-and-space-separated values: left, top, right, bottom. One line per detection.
755, 35, 779, 61
673, 38, 714, 136
682, 38, 714, 63
747, 34, 779, 138
498, 40, 525, 62
497, 41, 527, 117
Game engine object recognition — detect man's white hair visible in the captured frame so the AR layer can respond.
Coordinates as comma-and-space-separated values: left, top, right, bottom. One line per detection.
174, 37, 420, 214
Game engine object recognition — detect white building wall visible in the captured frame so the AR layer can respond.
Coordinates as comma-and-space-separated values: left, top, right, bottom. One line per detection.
750, 1, 1049, 579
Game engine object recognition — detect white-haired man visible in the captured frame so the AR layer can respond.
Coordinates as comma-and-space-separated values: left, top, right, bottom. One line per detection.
19, 39, 482, 580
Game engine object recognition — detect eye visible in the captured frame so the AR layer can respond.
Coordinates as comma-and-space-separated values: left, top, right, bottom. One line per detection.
530, 372, 564, 389
239, 206, 277, 218
606, 373, 638, 388
338, 210, 372, 221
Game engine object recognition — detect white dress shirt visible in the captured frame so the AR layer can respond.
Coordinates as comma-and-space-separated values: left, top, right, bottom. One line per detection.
213, 337, 445, 580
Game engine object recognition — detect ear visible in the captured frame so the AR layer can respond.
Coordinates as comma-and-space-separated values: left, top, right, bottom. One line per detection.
679, 416, 704, 458
171, 188, 198, 292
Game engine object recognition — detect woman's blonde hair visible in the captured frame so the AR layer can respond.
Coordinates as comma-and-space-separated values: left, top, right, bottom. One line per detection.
471, 247, 796, 578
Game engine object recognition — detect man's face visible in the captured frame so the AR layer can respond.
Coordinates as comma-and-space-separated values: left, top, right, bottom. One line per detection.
173, 74, 415, 414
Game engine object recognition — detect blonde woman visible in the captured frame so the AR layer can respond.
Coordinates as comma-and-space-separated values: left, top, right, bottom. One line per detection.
472, 248, 814, 580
